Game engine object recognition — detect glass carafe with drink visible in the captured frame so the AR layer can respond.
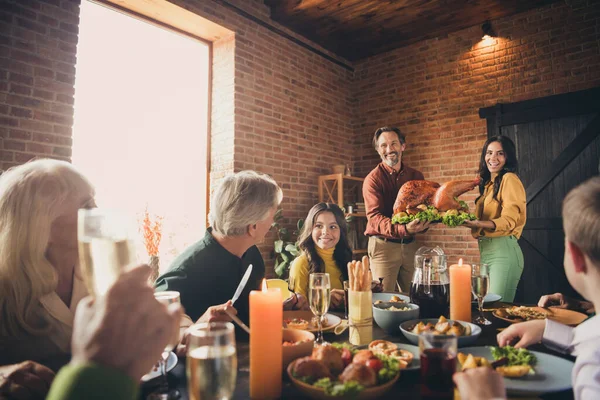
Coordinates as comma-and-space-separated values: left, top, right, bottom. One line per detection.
187, 322, 237, 400
410, 246, 450, 318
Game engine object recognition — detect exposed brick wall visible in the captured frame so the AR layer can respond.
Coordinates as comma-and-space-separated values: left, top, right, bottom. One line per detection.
173, 0, 356, 273
1, 0, 598, 275
353, 0, 600, 264
0, 0, 78, 170
0, 0, 355, 276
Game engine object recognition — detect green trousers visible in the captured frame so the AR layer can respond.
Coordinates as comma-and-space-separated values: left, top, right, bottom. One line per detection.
478, 235, 524, 303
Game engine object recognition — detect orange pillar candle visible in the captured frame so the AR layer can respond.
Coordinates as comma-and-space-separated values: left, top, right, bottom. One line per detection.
449, 258, 472, 322
250, 280, 282, 399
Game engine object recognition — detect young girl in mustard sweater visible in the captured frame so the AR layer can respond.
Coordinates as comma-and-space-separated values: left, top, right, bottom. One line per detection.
288, 203, 351, 309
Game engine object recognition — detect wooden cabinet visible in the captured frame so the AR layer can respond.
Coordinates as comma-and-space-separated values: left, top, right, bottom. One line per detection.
317, 174, 368, 257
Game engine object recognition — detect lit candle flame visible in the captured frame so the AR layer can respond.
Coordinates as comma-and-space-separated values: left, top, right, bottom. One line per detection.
262, 279, 268, 292
458, 258, 463, 266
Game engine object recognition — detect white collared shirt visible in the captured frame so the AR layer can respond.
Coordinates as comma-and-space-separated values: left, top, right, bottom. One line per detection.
543, 315, 600, 400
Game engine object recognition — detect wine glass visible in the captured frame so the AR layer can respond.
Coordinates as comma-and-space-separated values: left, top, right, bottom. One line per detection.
309, 273, 331, 346
78, 208, 137, 297
148, 291, 181, 400
187, 322, 237, 400
471, 263, 492, 325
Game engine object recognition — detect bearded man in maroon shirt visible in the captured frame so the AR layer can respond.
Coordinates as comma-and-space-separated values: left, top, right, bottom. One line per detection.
363, 127, 431, 292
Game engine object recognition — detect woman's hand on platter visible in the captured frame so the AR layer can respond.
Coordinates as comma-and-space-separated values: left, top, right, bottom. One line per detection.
461, 220, 478, 228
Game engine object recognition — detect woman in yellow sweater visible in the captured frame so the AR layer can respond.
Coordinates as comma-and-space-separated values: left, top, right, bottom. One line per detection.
289, 203, 351, 309
463, 136, 526, 302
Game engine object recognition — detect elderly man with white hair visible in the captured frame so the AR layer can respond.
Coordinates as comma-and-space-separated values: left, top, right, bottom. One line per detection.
155, 170, 307, 335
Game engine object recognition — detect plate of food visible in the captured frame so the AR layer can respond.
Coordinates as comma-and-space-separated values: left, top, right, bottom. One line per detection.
287, 342, 401, 399
400, 316, 481, 347
390, 178, 481, 227
458, 346, 574, 396
284, 310, 342, 333
492, 306, 587, 326
141, 352, 177, 382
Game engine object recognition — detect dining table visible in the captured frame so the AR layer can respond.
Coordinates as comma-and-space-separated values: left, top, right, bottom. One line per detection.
140, 302, 577, 400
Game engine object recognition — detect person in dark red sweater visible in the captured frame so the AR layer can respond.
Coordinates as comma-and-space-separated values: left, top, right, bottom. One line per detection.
363, 127, 430, 292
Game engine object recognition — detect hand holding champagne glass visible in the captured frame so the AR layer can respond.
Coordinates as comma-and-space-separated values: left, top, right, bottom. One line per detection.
308, 273, 331, 346
78, 208, 137, 297
187, 322, 237, 400
471, 263, 491, 325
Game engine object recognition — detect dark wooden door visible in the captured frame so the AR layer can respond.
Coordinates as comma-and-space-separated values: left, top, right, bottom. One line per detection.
480, 88, 600, 303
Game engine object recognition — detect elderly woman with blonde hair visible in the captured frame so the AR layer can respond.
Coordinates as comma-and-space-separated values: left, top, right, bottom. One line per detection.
0, 159, 96, 366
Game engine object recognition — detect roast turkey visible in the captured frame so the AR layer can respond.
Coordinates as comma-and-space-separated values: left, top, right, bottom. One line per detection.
432, 177, 481, 211
393, 177, 481, 214
393, 180, 440, 214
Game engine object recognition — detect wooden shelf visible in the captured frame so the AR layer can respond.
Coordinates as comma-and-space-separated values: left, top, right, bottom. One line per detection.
318, 174, 364, 208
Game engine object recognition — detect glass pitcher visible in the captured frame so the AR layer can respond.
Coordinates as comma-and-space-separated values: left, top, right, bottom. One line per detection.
409, 246, 450, 318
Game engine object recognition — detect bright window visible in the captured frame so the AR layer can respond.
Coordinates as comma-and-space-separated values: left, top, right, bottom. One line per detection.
73, 1, 209, 271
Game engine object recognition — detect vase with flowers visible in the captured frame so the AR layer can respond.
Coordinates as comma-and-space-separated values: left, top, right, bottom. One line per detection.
140, 206, 163, 283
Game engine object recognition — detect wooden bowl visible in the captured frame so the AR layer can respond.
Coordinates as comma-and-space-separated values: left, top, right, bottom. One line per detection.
286, 361, 400, 400
282, 328, 315, 368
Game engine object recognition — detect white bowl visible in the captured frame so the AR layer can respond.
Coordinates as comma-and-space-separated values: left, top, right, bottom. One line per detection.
372, 303, 420, 334
399, 318, 482, 347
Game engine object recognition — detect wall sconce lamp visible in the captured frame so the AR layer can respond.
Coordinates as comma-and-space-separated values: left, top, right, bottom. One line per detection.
481, 21, 496, 40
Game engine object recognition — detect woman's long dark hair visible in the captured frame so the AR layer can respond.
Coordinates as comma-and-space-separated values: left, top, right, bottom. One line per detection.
476, 135, 519, 204
297, 203, 351, 282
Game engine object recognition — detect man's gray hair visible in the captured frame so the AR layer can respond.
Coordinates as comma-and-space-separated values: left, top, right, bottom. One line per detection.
208, 170, 283, 236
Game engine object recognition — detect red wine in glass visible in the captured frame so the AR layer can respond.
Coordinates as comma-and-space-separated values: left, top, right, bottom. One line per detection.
420, 348, 456, 399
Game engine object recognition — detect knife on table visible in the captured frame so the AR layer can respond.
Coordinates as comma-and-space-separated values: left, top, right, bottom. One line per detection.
231, 264, 253, 306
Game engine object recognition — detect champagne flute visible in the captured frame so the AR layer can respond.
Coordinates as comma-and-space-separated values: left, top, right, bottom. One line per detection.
471, 263, 492, 325
187, 322, 237, 400
78, 208, 137, 297
148, 291, 181, 400
309, 273, 331, 346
